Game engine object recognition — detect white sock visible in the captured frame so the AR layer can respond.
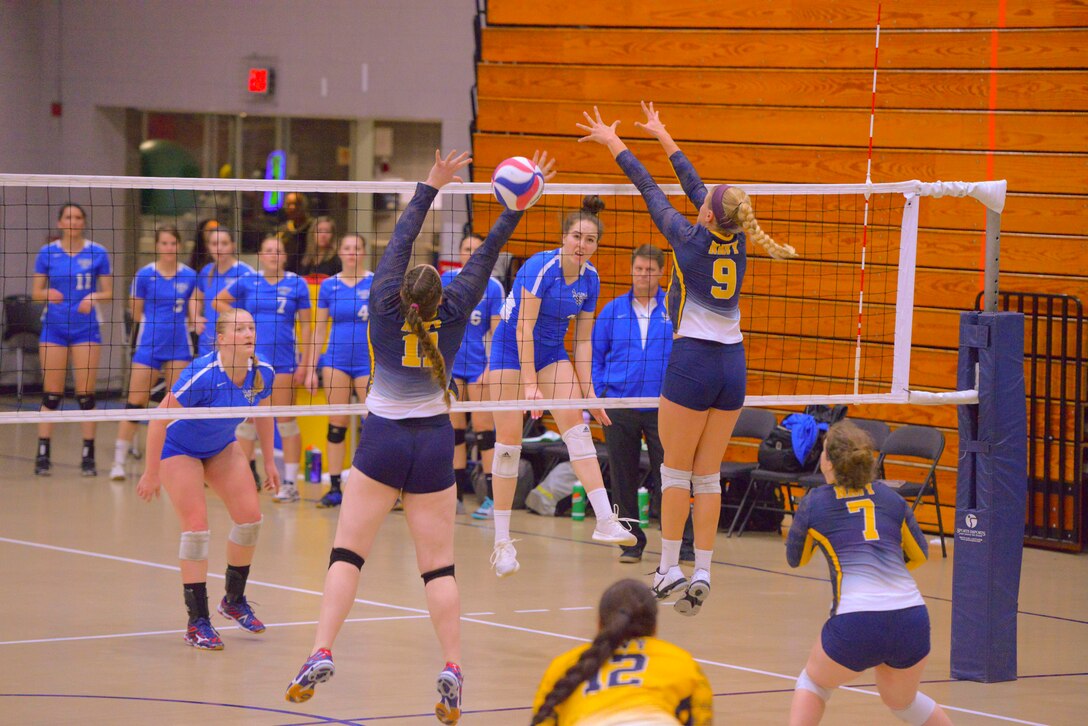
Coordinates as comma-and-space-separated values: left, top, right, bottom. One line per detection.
586, 487, 613, 520
285, 463, 299, 484
659, 538, 681, 573
694, 548, 713, 573
494, 509, 512, 542
114, 440, 128, 466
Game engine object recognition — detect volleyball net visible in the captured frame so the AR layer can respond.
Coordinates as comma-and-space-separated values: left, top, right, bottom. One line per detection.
0, 173, 1005, 424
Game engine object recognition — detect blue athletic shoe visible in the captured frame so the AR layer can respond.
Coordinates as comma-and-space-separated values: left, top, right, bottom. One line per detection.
218, 595, 265, 633
184, 617, 224, 650
317, 489, 342, 508
435, 662, 463, 725
286, 648, 335, 703
472, 496, 493, 520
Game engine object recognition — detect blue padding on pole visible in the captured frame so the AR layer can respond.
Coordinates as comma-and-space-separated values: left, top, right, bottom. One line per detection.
951, 312, 1027, 683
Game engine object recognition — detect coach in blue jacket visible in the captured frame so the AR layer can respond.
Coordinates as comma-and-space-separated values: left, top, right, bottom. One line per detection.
593, 244, 692, 563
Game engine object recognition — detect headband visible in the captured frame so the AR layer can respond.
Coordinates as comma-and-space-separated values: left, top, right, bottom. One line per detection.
710, 184, 733, 228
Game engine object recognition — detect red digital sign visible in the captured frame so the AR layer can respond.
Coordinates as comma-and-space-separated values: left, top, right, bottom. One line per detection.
248, 67, 271, 95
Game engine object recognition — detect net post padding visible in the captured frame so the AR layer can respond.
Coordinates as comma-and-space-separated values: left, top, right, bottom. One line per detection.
951, 311, 1027, 683
890, 193, 919, 400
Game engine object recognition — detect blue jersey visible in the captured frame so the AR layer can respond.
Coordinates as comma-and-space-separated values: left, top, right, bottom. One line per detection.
165, 351, 276, 458
786, 482, 928, 617
132, 263, 197, 359
197, 261, 254, 353
34, 240, 112, 328
498, 248, 599, 347
318, 271, 374, 370
441, 269, 504, 380
616, 150, 747, 343
366, 183, 523, 419
229, 271, 311, 371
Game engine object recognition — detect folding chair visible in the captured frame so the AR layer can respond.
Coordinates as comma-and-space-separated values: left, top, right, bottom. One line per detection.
876, 425, 947, 557
719, 408, 778, 534
2, 295, 44, 397
797, 417, 891, 490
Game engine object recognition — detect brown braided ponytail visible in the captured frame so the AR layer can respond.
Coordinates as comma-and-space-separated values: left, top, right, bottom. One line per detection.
530, 579, 658, 725
717, 186, 797, 260
400, 264, 450, 408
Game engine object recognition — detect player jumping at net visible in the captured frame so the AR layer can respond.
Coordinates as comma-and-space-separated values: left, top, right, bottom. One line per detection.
487, 195, 637, 577
136, 307, 281, 650
786, 422, 952, 725
285, 150, 553, 725
311, 233, 374, 508
440, 232, 505, 516
578, 102, 796, 614
215, 236, 315, 502
111, 225, 199, 481
32, 203, 114, 477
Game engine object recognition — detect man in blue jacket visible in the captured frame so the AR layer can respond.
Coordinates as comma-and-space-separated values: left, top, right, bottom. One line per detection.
593, 245, 692, 563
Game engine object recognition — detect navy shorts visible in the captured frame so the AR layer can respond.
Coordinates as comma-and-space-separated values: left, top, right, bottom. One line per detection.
661, 337, 746, 411
352, 413, 455, 493
821, 605, 931, 672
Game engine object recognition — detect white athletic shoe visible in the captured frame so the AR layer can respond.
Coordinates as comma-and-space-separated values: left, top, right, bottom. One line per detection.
490, 539, 520, 578
109, 463, 126, 481
592, 508, 638, 546
650, 565, 688, 600
674, 568, 711, 616
273, 482, 300, 503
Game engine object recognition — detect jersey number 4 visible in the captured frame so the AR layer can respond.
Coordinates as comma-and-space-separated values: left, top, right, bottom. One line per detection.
710, 258, 737, 300
846, 499, 881, 541
583, 653, 648, 695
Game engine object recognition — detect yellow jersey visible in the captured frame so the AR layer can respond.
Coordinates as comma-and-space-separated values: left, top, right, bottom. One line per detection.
532, 636, 713, 725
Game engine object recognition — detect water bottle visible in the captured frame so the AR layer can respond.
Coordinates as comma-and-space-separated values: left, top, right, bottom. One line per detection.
638, 486, 650, 528
304, 448, 313, 475
571, 483, 587, 521
309, 448, 322, 483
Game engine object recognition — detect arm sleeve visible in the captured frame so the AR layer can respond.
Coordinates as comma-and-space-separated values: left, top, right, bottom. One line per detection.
132, 269, 148, 300
530, 656, 564, 726
785, 495, 816, 568
97, 246, 113, 275
669, 151, 708, 209
615, 150, 695, 246
487, 279, 505, 320
581, 271, 600, 313
901, 502, 930, 570
591, 303, 612, 398
34, 246, 49, 275
444, 209, 524, 318
171, 366, 205, 408
371, 183, 440, 315
689, 663, 715, 726
317, 280, 332, 310
295, 278, 311, 310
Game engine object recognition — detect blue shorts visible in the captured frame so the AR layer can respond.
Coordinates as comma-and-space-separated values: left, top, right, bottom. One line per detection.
40, 320, 101, 347
319, 351, 370, 380
451, 362, 486, 384
352, 413, 454, 494
489, 321, 567, 373
661, 337, 746, 411
161, 436, 233, 462
133, 344, 193, 371
821, 605, 931, 672
257, 344, 297, 375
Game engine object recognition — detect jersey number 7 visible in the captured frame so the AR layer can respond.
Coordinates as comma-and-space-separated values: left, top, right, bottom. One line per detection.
846, 499, 880, 541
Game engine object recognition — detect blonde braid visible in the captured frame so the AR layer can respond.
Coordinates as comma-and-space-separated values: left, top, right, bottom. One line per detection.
250, 354, 265, 398
406, 305, 451, 409
736, 200, 796, 260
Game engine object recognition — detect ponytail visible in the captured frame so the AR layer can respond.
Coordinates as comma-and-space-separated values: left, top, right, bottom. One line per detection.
249, 354, 266, 399
736, 200, 796, 260
405, 303, 451, 408
400, 265, 450, 408
715, 186, 796, 260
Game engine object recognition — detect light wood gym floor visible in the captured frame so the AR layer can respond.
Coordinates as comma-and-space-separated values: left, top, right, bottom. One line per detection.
1, 422, 1085, 725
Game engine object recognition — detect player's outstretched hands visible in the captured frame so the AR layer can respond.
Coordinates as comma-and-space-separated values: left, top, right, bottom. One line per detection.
425, 149, 472, 190
136, 471, 162, 502
576, 107, 621, 147
531, 149, 558, 183
634, 101, 668, 139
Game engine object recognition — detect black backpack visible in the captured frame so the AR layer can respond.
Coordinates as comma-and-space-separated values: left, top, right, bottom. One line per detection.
757, 405, 848, 474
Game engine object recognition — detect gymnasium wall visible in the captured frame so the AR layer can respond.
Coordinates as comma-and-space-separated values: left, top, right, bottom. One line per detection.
472, 0, 1088, 534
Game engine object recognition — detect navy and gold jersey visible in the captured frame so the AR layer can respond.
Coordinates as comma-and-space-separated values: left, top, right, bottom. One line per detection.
786, 482, 928, 616
615, 150, 746, 344
365, 183, 523, 419
532, 636, 713, 726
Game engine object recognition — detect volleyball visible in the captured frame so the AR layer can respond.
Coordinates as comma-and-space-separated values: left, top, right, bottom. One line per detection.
491, 156, 545, 211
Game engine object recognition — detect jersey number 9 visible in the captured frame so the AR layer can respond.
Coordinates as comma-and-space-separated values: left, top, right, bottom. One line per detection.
710, 258, 737, 300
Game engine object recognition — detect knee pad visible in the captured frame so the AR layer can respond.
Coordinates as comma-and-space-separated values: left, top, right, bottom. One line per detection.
228, 517, 262, 547
329, 546, 365, 570
235, 421, 257, 441
179, 530, 211, 561
76, 394, 96, 411
126, 401, 144, 423
892, 692, 936, 725
492, 443, 522, 479
692, 472, 722, 495
561, 424, 596, 462
476, 429, 496, 451
278, 419, 301, 438
795, 669, 833, 702
453, 428, 466, 446
661, 465, 693, 493
327, 424, 347, 444
41, 393, 62, 411
421, 564, 455, 585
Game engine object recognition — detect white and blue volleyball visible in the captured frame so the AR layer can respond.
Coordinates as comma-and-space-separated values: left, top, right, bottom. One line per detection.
491, 157, 545, 211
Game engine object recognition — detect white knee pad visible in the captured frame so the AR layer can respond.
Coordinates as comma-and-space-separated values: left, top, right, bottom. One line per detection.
235, 421, 257, 441
179, 530, 210, 561
493, 443, 522, 479
661, 465, 693, 493
561, 424, 596, 462
278, 419, 301, 438
692, 472, 722, 495
228, 517, 262, 547
796, 669, 833, 702
892, 692, 936, 725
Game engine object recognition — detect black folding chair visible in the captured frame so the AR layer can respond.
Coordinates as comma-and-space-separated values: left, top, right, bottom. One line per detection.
3, 295, 44, 397
719, 408, 778, 534
797, 417, 892, 490
876, 425, 947, 557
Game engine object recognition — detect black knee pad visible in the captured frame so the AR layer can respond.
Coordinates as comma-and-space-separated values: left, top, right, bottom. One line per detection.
476, 430, 496, 451
421, 564, 455, 585
41, 393, 62, 411
329, 547, 365, 570
125, 401, 144, 423
453, 428, 466, 446
76, 394, 96, 411
327, 424, 347, 444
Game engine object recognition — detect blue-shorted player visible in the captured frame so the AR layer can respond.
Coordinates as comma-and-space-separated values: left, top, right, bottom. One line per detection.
193, 227, 253, 356
216, 236, 315, 501
579, 102, 797, 614
440, 232, 505, 517
111, 225, 199, 481
286, 149, 548, 726
784, 422, 952, 726
136, 308, 280, 652
31, 203, 114, 477
488, 196, 637, 578
313, 233, 374, 508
